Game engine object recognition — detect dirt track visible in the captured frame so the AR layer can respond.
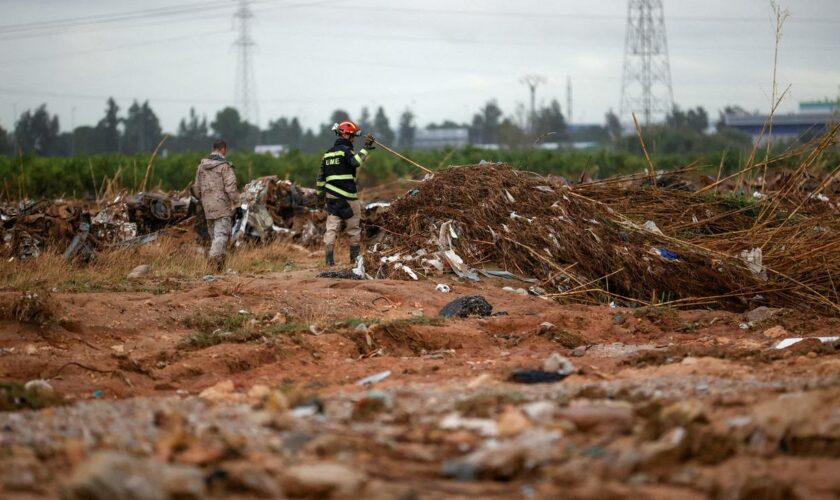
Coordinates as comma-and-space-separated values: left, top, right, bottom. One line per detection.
2, 266, 840, 498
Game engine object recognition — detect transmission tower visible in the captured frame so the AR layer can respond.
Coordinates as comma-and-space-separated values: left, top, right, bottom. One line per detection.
233, 0, 258, 126
620, 0, 674, 124
566, 75, 573, 126
520, 74, 546, 134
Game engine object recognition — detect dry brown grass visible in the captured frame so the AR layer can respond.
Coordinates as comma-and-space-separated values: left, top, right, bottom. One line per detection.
0, 236, 322, 292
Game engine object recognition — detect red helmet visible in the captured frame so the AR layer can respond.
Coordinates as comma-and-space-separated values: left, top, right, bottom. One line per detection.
333, 120, 361, 137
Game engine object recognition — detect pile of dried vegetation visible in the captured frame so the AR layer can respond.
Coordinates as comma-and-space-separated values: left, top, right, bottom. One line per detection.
366, 132, 840, 315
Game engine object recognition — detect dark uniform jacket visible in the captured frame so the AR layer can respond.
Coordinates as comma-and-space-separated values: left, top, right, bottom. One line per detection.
316, 138, 370, 200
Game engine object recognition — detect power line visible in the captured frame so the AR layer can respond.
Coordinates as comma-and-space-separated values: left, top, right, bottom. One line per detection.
303, 4, 840, 24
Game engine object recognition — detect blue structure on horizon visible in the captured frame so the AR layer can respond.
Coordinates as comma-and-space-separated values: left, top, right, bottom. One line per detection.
724, 99, 839, 143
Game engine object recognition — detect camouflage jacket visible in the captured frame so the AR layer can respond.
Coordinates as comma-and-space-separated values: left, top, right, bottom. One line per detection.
194, 153, 238, 220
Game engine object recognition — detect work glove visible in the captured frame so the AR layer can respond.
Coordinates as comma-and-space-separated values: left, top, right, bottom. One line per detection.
363, 133, 376, 150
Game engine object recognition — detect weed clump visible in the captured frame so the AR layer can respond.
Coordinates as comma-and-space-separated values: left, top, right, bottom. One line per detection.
0, 381, 64, 411
0, 290, 59, 325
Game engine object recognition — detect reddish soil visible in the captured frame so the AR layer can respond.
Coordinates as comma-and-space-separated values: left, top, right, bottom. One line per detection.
2, 268, 840, 498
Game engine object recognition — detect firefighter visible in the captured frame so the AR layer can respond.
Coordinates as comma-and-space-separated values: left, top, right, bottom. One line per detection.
194, 139, 239, 271
316, 120, 375, 266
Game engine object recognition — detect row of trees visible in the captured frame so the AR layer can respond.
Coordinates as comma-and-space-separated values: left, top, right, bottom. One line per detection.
1, 97, 753, 157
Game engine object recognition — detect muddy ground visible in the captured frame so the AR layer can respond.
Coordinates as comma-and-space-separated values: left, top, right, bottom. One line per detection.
1, 261, 840, 499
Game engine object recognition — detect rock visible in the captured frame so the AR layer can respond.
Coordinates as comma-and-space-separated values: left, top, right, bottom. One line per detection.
23, 379, 55, 398
439, 413, 499, 437
639, 427, 688, 469
438, 295, 493, 318
502, 286, 528, 295
199, 379, 236, 403
522, 401, 556, 422
555, 402, 634, 434
746, 306, 781, 324
538, 322, 556, 334
661, 399, 708, 426
750, 388, 840, 454
270, 312, 287, 324
61, 451, 205, 500
442, 430, 561, 481
246, 385, 288, 411
542, 353, 575, 375
220, 461, 282, 498
497, 406, 531, 437
280, 463, 365, 498
352, 390, 392, 421
127, 264, 151, 279
570, 346, 587, 357
761, 325, 790, 339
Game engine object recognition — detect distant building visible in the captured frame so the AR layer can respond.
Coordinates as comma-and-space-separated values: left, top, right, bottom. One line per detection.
254, 144, 288, 157
724, 99, 839, 143
414, 127, 470, 150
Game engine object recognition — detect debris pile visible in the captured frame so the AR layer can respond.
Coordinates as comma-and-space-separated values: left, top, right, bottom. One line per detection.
1, 176, 391, 259
1, 192, 194, 262
232, 176, 325, 247
367, 163, 840, 314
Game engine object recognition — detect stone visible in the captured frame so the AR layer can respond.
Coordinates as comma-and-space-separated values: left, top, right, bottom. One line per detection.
442, 430, 561, 481
661, 399, 708, 426
23, 379, 55, 398
497, 406, 532, 437
127, 264, 151, 279
61, 451, 205, 500
542, 353, 575, 376
198, 379, 236, 403
639, 427, 688, 470
555, 403, 634, 433
538, 322, 556, 334
746, 306, 781, 324
570, 346, 587, 357
761, 325, 790, 339
522, 401, 556, 422
220, 461, 282, 498
280, 463, 365, 498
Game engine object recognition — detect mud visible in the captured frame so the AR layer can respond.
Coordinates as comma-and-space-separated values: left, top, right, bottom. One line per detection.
1, 266, 840, 498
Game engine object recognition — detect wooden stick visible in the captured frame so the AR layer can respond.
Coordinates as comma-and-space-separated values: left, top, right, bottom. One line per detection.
373, 140, 433, 174
632, 112, 656, 187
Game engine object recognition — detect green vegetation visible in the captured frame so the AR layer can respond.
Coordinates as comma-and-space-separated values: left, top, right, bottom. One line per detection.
5, 147, 834, 200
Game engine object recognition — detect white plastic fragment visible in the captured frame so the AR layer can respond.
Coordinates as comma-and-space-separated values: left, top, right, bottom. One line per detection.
357, 370, 392, 385
643, 220, 663, 235
352, 255, 365, 277
739, 247, 768, 281
435, 284, 451, 293
394, 263, 418, 280
774, 337, 839, 350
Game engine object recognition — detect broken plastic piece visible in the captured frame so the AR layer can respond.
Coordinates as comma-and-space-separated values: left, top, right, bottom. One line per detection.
774, 337, 839, 349
357, 370, 392, 385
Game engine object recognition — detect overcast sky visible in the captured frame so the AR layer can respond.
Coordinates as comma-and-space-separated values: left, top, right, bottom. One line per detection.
0, 0, 838, 134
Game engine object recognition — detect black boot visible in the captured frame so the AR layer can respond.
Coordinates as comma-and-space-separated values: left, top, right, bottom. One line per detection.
349, 245, 360, 264
325, 245, 335, 266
